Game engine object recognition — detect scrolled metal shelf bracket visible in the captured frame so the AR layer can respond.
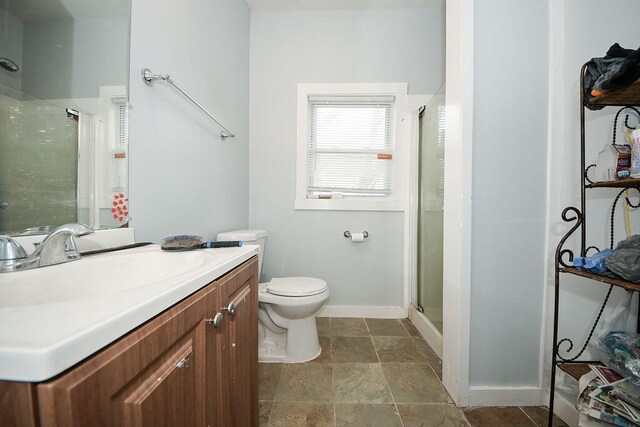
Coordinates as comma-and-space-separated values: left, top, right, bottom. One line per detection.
555, 206, 583, 269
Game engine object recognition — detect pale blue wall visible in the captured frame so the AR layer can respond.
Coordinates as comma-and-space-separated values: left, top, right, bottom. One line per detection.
248, 6, 445, 307
129, 0, 250, 242
470, 0, 549, 386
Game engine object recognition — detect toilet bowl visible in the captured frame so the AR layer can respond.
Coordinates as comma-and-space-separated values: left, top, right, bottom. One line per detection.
216, 230, 329, 363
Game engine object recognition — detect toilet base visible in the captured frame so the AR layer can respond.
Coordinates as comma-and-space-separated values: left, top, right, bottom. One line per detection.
258, 315, 322, 363
258, 344, 321, 363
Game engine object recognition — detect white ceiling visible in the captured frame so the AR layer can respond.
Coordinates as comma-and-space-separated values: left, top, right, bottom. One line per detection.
246, 0, 442, 11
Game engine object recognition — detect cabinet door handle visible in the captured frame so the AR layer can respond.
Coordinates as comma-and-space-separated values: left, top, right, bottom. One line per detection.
224, 301, 236, 316
175, 357, 190, 369
206, 312, 223, 328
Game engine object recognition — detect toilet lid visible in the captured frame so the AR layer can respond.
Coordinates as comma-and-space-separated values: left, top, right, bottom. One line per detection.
267, 277, 327, 297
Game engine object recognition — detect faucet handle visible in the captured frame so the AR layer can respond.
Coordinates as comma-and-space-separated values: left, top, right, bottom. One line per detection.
0, 235, 27, 262
64, 235, 80, 257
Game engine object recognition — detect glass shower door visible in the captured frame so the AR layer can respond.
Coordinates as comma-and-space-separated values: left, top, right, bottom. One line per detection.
417, 84, 445, 333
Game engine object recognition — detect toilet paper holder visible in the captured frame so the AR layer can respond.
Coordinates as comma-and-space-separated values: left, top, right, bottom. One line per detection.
343, 231, 369, 239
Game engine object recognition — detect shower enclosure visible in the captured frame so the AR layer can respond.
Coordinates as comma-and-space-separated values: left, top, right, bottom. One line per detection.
0, 83, 79, 234
416, 84, 446, 334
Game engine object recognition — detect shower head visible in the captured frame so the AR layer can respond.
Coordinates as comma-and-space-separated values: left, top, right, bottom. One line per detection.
0, 58, 19, 72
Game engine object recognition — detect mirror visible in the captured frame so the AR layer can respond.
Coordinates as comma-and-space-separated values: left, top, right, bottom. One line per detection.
0, 0, 131, 236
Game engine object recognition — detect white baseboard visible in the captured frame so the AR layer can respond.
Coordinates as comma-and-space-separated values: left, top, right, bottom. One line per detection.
467, 386, 547, 407
316, 305, 407, 319
409, 305, 443, 358
548, 391, 578, 427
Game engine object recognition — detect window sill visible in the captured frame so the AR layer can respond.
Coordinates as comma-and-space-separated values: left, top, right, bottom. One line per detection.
294, 198, 405, 212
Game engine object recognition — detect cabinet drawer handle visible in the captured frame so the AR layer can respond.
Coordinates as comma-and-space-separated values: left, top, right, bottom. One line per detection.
206, 312, 223, 328
224, 302, 236, 316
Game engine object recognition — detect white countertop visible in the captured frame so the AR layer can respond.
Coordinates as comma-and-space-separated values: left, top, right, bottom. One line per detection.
0, 244, 259, 382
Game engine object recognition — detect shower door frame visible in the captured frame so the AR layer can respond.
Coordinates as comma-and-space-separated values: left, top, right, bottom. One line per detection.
406, 0, 474, 408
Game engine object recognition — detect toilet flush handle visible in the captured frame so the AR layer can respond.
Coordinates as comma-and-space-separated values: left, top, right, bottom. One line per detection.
224, 301, 236, 316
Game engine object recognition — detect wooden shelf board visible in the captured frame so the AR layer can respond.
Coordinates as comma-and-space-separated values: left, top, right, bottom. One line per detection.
587, 178, 640, 188
557, 362, 601, 380
561, 267, 640, 292
588, 78, 640, 107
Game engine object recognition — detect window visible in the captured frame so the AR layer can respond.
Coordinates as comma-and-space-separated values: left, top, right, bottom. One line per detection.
307, 95, 393, 199
296, 83, 408, 211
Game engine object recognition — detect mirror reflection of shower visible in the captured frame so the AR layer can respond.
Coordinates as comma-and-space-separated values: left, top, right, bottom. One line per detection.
0, 58, 19, 72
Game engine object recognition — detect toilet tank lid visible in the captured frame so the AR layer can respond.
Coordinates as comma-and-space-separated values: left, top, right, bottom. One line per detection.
216, 229, 267, 242
267, 277, 327, 297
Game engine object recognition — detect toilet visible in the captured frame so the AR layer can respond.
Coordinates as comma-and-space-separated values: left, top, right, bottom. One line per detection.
216, 229, 329, 363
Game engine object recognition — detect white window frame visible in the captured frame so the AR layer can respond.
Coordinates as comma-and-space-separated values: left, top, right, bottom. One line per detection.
295, 82, 408, 211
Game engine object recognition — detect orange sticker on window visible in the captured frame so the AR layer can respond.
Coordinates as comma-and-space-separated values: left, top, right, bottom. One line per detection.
377, 153, 392, 160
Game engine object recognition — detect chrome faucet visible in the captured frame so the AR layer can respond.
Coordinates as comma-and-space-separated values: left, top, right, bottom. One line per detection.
0, 224, 93, 273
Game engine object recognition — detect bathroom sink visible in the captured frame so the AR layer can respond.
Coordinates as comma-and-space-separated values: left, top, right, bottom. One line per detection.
0, 246, 215, 308
0, 243, 260, 382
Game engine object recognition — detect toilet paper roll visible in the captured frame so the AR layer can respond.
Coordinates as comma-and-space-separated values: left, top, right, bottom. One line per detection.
350, 232, 365, 243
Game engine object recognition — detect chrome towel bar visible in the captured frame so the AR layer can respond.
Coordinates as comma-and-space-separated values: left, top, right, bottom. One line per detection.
141, 68, 236, 141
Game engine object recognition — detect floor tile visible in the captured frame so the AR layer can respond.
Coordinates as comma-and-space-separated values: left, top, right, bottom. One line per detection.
382, 363, 452, 404
260, 318, 567, 427
401, 318, 422, 337
365, 318, 409, 336
373, 336, 428, 363
397, 403, 469, 427
335, 403, 402, 427
330, 318, 369, 336
274, 364, 334, 402
331, 336, 378, 363
429, 362, 443, 381
464, 407, 535, 427
413, 337, 443, 379
316, 317, 330, 337
310, 336, 331, 363
259, 400, 273, 426
521, 406, 568, 427
268, 401, 334, 427
333, 363, 394, 403
412, 337, 441, 366
259, 363, 284, 400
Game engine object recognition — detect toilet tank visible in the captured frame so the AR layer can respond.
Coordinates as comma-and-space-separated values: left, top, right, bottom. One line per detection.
216, 229, 267, 278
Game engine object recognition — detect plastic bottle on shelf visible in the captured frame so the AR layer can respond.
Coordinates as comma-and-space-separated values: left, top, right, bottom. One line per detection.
632, 128, 640, 178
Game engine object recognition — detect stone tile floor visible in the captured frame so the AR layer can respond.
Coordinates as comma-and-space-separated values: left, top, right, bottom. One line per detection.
259, 317, 568, 426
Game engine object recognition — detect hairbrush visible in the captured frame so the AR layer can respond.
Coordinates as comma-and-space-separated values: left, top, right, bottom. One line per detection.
160, 235, 242, 251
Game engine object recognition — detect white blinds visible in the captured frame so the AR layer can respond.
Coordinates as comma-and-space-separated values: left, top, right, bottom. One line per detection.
307, 96, 394, 198
111, 98, 129, 192
436, 104, 446, 198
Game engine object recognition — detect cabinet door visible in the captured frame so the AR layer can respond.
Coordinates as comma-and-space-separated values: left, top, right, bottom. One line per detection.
0, 382, 38, 427
217, 257, 258, 427
37, 282, 220, 427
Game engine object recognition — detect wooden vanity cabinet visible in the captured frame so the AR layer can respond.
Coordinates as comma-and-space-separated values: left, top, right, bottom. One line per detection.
1, 256, 258, 427
217, 257, 258, 427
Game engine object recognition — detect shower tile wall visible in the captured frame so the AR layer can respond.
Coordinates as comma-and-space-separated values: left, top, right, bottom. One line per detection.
0, 91, 78, 234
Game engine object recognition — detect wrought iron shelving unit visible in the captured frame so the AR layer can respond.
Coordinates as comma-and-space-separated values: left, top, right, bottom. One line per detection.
548, 65, 640, 426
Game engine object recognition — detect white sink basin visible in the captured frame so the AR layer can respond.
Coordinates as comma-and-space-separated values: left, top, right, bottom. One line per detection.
0, 246, 214, 308
0, 243, 260, 382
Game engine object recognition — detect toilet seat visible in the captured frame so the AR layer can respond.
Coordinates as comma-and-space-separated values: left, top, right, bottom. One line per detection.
267, 277, 327, 297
